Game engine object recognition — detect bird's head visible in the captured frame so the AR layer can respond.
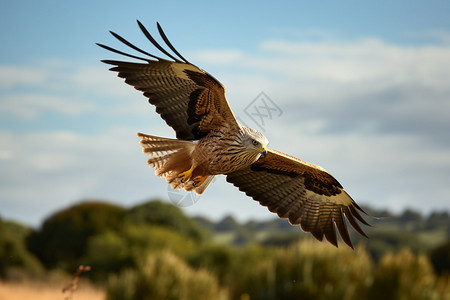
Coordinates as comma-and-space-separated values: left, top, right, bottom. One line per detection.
240, 126, 269, 158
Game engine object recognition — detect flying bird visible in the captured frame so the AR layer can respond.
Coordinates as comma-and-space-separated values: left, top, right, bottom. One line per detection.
97, 21, 369, 248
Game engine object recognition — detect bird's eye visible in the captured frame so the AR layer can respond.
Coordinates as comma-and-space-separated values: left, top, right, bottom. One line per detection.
251, 139, 259, 146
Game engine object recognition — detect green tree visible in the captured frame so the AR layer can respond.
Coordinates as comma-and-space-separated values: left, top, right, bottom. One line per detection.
126, 200, 209, 242
26, 201, 125, 270
214, 216, 241, 232
398, 209, 424, 231
425, 212, 450, 231
0, 218, 43, 278
363, 230, 425, 262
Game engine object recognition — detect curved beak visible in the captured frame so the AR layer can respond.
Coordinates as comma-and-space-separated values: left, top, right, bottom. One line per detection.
255, 146, 267, 158
257, 147, 267, 158
261, 149, 267, 158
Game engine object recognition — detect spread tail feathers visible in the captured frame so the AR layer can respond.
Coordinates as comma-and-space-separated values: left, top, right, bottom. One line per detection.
137, 133, 214, 194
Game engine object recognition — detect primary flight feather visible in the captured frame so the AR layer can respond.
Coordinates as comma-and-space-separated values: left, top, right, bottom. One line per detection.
97, 20, 369, 248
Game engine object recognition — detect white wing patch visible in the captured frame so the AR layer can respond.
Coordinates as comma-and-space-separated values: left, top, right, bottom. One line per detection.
170, 63, 204, 81
305, 189, 353, 206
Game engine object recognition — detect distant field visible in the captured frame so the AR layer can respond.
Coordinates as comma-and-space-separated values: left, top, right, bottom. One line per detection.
0, 281, 104, 300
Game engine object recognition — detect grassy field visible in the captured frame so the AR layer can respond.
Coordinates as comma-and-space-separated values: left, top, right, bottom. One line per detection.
0, 280, 104, 300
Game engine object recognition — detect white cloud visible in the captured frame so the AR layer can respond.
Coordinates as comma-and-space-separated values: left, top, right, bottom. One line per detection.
0, 60, 157, 122
0, 94, 96, 120
196, 37, 450, 91
66, 64, 140, 98
0, 66, 48, 89
408, 29, 450, 44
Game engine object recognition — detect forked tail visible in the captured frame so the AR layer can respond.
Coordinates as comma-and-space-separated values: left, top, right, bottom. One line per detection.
137, 133, 214, 194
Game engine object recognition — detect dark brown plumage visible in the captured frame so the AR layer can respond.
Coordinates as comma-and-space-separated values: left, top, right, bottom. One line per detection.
227, 149, 369, 247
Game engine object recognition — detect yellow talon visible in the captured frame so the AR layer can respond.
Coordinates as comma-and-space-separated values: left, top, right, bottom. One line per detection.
193, 176, 208, 187
178, 166, 195, 183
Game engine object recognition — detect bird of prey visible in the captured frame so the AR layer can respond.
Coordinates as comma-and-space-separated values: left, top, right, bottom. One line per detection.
97, 21, 369, 248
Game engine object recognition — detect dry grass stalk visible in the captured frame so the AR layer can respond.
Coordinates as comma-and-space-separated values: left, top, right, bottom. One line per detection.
62, 265, 91, 300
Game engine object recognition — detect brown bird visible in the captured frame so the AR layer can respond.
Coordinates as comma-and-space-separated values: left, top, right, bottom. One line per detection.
97, 21, 369, 248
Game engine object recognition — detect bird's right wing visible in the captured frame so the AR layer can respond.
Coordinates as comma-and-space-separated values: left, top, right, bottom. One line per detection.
226, 148, 370, 248
98, 21, 239, 140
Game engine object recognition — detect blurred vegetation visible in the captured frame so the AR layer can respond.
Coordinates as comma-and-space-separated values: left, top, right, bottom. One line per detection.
125, 201, 209, 243
85, 224, 199, 281
106, 251, 228, 300
1, 199, 449, 299
430, 240, 450, 276
26, 201, 126, 270
0, 217, 43, 279
368, 249, 450, 300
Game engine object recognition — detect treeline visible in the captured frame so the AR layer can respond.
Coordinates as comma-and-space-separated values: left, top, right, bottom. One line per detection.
195, 206, 450, 261
1, 199, 450, 299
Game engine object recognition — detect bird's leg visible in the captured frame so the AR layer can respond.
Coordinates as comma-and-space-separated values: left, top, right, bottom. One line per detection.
193, 176, 208, 187
178, 165, 195, 183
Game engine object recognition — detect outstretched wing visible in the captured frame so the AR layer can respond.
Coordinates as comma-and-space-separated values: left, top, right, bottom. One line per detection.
226, 148, 369, 248
97, 20, 239, 140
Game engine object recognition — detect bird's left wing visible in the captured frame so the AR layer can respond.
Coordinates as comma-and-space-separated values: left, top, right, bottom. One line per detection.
226, 148, 369, 248
97, 21, 239, 140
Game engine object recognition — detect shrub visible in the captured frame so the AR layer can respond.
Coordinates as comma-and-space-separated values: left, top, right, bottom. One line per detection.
189, 242, 241, 289
237, 238, 373, 300
106, 251, 228, 300
84, 224, 198, 281
368, 249, 445, 300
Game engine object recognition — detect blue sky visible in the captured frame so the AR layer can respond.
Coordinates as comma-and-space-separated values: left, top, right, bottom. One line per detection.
1, 0, 450, 227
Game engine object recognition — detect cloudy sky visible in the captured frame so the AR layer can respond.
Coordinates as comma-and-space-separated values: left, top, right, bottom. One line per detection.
1, 1, 450, 227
